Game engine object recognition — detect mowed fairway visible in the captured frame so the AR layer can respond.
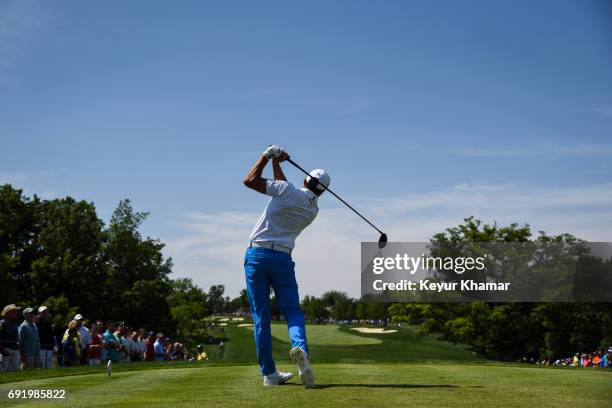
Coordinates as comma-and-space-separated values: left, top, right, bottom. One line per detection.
1, 364, 611, 408
213, 323, 482, 364
1, 324, 610, 407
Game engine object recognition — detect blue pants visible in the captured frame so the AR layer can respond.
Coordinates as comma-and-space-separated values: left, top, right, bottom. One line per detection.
244, 246, 308, 376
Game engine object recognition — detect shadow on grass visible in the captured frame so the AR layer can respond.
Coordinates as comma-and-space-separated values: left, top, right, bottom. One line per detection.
285, 383, 476, 390
292, 383, 469, 389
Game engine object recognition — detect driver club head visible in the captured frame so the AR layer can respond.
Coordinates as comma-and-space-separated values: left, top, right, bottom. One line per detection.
378, 233, 388, 249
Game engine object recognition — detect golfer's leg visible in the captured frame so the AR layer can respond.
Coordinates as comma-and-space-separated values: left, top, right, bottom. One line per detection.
244, 251, 276, 375
271, 257, 308, 355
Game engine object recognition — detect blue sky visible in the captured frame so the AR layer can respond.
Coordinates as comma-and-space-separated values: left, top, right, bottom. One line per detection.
2, 0, 612, 297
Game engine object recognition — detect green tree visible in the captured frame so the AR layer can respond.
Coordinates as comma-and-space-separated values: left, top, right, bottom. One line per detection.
29, 196, 107, 314
0, 185, 41, 302
301, 295, 328, 321
167, 278, 210, 342
40, 295, 79, 333
102, 199, 173, 324
226, 288, 250, 313
388, 217, 612, 360
207, 285, 228, 315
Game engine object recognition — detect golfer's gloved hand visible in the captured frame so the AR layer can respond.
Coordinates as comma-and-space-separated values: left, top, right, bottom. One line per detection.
262, 145, 286, 160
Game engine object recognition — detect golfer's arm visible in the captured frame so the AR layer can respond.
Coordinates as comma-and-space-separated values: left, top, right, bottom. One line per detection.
243, 155, 269, 194
272, 160, 286, 181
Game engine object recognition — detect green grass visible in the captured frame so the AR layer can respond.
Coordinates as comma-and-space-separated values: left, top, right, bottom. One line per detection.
260, 324, 384, 345
0, 364, 610, 407
0, 322, 610, 407
213, 322, 481, 364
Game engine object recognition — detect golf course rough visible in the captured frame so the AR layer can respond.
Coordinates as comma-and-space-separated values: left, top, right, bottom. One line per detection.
0, 324, 610, 407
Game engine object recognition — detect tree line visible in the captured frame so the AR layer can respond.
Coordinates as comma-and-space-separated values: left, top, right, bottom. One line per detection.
2, 185, 611, 360
387, 217, 612, 361
0, 184, 244, 344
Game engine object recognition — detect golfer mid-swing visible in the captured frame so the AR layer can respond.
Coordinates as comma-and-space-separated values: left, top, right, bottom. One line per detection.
243, 145, 329, 388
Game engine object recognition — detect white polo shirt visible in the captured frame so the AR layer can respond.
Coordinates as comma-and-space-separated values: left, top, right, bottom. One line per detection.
249, 180, 319, 250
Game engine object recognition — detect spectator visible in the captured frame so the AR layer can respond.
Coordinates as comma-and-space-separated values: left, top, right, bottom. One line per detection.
88, 324, 103, 365
36, 306, 55, 369
63, 320, 82, 362
19, 307, 41, 369
62, 329, 78, 366
593, 352, 601, 367
196, 344, 208, 362
129, 330, 141, 362
137, 329, 147, 361
572, 353, 579, 367
585, 354, 592, 367
116, 324, 130, 362
175, 342, 185, 360
75, 315, 91, 365
144, 332, 155, 361
0, 304, 21, 371
166, 341, 175, 360
103, 321, 121, 364
95, 321, 106, 362
153, 333, 165, 361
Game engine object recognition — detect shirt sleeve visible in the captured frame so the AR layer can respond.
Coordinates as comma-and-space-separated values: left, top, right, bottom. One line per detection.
265, 180, 291, 197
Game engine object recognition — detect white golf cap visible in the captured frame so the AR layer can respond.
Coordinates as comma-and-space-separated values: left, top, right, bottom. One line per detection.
74, 313, 84, 321
38, 306, 48, 313
306, 169, 330, 192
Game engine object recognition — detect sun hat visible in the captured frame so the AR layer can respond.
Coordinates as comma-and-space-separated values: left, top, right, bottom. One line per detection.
38, 306, 48, 313
1, 304, 21, 316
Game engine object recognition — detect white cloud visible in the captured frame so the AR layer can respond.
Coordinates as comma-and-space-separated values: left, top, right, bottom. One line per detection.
163, 182, 612, 299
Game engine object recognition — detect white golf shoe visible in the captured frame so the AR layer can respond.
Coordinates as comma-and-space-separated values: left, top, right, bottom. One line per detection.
263, 370, 293, 386
290, 347, 315, 388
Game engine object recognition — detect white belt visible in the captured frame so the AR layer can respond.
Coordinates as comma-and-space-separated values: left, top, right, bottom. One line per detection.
250, 241, 292, 254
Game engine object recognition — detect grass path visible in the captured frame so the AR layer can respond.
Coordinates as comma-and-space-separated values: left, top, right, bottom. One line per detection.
1, 364, 610, 408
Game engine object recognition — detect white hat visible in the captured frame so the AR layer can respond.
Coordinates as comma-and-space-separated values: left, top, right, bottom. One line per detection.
306, 169, 330, 192
74, 314, 84, 321
38, 306, 48, 313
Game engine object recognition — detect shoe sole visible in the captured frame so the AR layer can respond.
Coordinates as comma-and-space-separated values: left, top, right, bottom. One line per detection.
290, 347, 315, 388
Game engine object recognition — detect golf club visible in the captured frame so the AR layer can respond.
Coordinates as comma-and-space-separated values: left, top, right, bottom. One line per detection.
286, 157, 388, 248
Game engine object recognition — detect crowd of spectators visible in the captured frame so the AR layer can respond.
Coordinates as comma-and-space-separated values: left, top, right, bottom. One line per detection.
520, 349, 612, 368
0, 304, 209, 371
539, 349, 612, 368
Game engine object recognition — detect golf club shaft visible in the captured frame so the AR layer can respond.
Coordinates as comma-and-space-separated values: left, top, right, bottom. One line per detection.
286, 158, 384, 235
